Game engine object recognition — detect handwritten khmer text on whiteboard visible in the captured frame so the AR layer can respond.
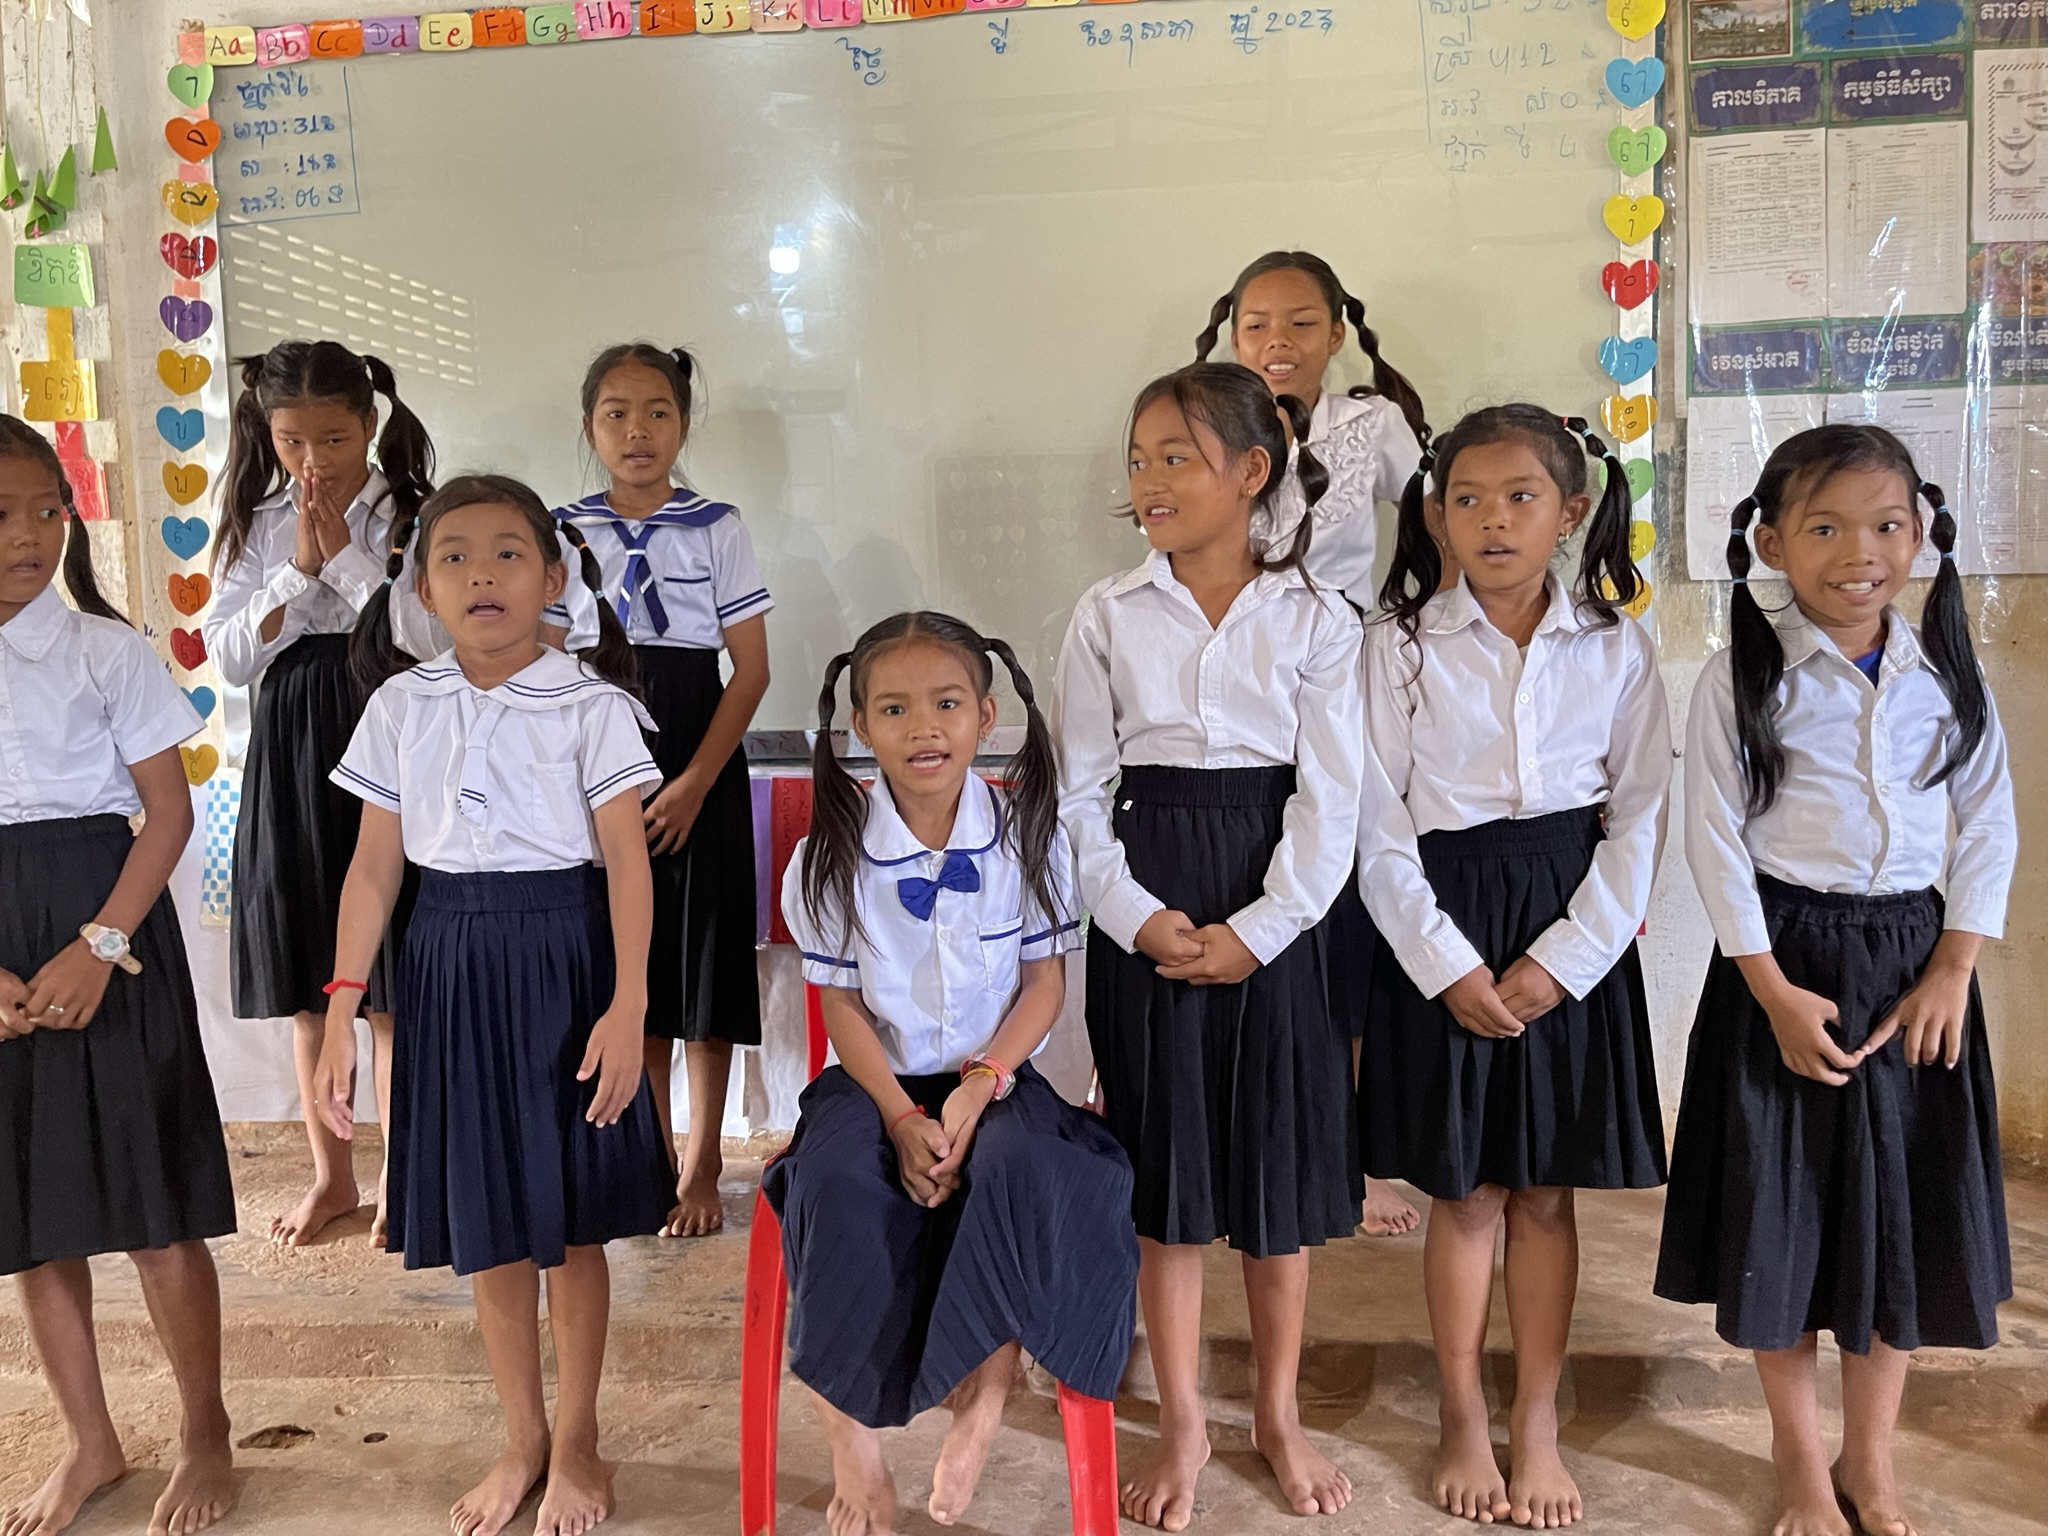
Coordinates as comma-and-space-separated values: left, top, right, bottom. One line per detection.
211, 64, 362, 226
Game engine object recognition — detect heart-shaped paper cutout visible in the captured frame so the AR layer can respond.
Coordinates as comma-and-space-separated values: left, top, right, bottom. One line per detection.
182, 685, 217, 721
170, 627, 208, 672
156, 406, 205, 452
1625, 458, 1655, 502
180, 744, 219, 784
160, 233, 219, 279
159, 297, 213, 343
1628, 519, 1656, 561
1605, 55, 1665, 109
157, 350, 212, 396
165, 117, 223, 163
1599, 336, 1657, 385
1606, 0, 1664, 40
1621, 577, 1653, 619
161, 180, 219, 227
1607, 125, 1668, 177
1603, 193, 1665, 244
1601, 393, 1658, 443
166, 62, 214, 108
161, 515, 210, 560
163, 463, 209, 506
168, 572, 212, 615
1601, 259, 1660, 310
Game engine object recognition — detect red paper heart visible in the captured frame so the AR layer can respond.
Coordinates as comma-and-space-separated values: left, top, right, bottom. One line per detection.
160, 233, 219, 280
1601, 260, 1660, 311
170, 627, 207, 671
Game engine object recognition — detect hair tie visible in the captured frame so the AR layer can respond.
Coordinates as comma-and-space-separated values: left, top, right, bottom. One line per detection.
1940, 547, 1956, 561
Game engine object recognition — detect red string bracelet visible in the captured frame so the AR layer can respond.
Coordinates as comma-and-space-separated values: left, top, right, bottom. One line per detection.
887, 1104, 926, 1133
322, 978, 368, 996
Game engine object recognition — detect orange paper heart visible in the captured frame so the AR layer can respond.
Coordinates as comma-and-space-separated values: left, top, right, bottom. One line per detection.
180, 744, 219, 785
1601, 393, 1658, 443
163, 462, 209, 505
165, 117, 223, 162
157, 350, 211, 396
168, 572, 212, 614
161, 180, 219, 226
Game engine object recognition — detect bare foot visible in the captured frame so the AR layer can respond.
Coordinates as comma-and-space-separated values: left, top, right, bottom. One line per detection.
371, 1162, 389, 1251
1120, 1415, 1210, 1532
149, 1440, 237, 1536
1833, 1456, 1917, 1536
1506, 1427, 1580, 1529
534, 1443, 613, 1536
1361, 1179, 1420, 1237
1, 1442, 125, 1536
1434, 1398, 1510, 1524
268, 1180, 360, 1248
1252, 1406, 1351, 1516
928, 1346, 1019, 1525
662, 1153, 725, 1238
450, 1440, 548, 1536
1768, 1440, 1849, 1536
819, 1410, 895, 1536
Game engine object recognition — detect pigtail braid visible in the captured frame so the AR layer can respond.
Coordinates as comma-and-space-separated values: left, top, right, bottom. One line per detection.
1916, 482, 1989, 786
1725, 494, 1787, 815
1559, 416, 1638, 627
803, 650, 869, 951
361, 353, 436, 527
347, 507, 423, 697
558, 519, 641, 698
1378, 454, 1443, 651
1343, 294, 1432, 448
983, 637, 1064, 929
1192, 292, 1235, 363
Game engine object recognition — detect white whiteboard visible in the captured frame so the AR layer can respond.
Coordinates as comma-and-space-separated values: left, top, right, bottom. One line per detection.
215, 0, 1620, 726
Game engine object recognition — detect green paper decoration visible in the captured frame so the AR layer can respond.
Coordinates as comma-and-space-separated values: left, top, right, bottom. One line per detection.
0, 145, 24, 211
47, 146, 76, 210
91, 107, 116, 174
24, 170, 65, 238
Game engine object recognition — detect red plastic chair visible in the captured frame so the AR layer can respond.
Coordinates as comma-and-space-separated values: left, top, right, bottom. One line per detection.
739, 985, 1122, 1536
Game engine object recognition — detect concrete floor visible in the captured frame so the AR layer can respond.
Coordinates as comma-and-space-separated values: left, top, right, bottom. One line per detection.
1, 1126, 2043, 1535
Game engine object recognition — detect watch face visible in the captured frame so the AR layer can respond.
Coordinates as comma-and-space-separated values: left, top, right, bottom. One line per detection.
90, 932, 122, 959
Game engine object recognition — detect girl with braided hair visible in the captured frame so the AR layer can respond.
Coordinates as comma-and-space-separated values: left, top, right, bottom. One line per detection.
1359, 404, 1670, 1528
1657, 425, 2014, 1536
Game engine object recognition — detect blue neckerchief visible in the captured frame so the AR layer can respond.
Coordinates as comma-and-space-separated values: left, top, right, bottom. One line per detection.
561, 491, 738, 638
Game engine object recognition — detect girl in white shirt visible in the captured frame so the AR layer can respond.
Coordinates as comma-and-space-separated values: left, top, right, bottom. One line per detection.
1359, 404, 1669, 1530
1656, 425, 2013, 1536
315, 475, 671, 1536
1055, 362, 1364, 1530
1198, 248, 1433, 1240
0, 416, 237, 1536
770, 611, 1135, 1536
206, 338, 436, 1250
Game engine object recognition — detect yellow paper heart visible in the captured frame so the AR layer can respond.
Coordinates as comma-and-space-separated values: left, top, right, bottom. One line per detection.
1602, 394, 1658, 443
1606, 0, 1664, 40
1603, 193, 1664, 245
1629, 519, 1657, 562
163, 462, 210, 505
157, 350, 212, 396
180, 744, 219, 785
1621, 577, 1653, 619
161, 180, 220, 227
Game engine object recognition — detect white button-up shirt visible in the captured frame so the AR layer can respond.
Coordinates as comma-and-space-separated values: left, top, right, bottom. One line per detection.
332, 647, 660, 873
1685, 604, 2015, 956
782, 775, 1083, 1077
1254, 392, 1424, 607
0, 586, 205, 823
543, 491, 772, 651
1052, 551, 1365, 964
1358, 575, 1672, 1000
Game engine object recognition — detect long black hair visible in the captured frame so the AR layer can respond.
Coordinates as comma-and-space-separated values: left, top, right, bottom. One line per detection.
1379, 404, 1638, 644
1725, 423, 1985, 815
804, 611, 1061, 950
348, 473, 638, 697
1194, 249, 1432, 448
1126, 361, 1328, 573
216, 340, 436, 577
0, 414, 124, 624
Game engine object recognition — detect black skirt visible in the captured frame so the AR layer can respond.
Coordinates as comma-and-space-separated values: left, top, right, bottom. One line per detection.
636, 646, 761, 1046
762, 1063, 1138, 1428
1084, 765, 1359, 1259
1359, 806, 1667, 1201
0, 815, 236, 1274
1324, 867, 1377, 1042
1655, 877, 2010, 1354
231, 633, 408, 1019
388, 866, 672, 1275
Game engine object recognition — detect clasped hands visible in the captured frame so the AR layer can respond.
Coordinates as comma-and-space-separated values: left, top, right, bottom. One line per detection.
1134, 908, 1260, 986
887, 1072, 999, 1209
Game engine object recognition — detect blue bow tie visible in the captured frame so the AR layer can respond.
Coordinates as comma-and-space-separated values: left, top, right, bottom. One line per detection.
897, 850, 980, 921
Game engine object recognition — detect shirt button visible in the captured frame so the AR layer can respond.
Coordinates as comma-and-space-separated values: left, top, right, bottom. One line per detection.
1525, 757, 1537, 768
1518, 693, 1531, 704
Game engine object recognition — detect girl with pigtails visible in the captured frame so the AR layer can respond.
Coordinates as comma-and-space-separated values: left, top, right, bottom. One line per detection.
204, 339, 437, 1250
1358, 406, 1670, 1529
1657, 426, 2014, 1536
767, 611, 1135, 1536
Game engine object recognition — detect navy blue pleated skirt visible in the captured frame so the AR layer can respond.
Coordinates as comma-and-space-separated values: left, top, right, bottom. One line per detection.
389, 866, 672, 1275
1655, 877, 2010, 1353
1360, 806, 1667, 1200
762, 1063, 1137, 1429
1085, 764, 1360, 1258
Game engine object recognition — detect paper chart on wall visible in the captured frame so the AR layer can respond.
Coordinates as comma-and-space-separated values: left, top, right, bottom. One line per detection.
1827, 121, 1966, 319
1690, 129, 1828, 326
1685, 392, 1826, 579
1823, 389, 1956, 577
1973, 49, 2048, 243
1963, 386, 2048, 573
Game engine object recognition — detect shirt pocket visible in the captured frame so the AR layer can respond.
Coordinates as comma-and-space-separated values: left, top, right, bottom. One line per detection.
526, 761, 588, 844
979, 916, 1023, 1000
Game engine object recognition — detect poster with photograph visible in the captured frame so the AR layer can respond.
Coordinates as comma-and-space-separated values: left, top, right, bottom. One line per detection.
1690, 0, 1794, 62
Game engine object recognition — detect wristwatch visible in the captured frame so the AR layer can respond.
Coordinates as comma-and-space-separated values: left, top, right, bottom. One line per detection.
79, 923, 141, 975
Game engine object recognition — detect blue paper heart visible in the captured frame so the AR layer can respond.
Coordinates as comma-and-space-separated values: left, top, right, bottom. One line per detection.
156, 406, 204, 452
161, 514, 210, 560
182, 685, 217, 720
1600, 336, 1657, 385
1605, 56, 1665, 110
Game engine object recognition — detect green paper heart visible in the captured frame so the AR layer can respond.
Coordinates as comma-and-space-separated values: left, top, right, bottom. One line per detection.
1625, 458, 1654, 501
166, 62, 213, 109
1608, 125, 1668, 178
